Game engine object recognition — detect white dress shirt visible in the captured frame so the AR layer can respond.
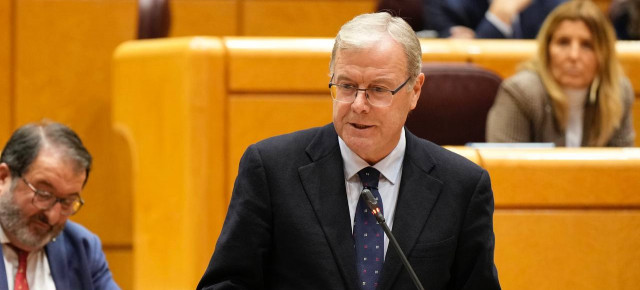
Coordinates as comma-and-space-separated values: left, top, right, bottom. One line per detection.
339, 128, 406, 258
565, 88, 588, 147
0, 226, 56, 290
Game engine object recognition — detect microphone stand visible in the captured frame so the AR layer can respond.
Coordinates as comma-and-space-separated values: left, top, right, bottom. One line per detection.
361, 188, 425, 290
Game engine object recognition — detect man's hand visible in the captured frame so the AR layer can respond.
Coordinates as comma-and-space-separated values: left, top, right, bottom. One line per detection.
489, 0, 533, 25
449, 26, 476, 39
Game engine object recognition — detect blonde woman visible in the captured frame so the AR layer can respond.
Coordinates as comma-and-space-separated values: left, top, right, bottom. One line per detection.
486, 0, 635, 146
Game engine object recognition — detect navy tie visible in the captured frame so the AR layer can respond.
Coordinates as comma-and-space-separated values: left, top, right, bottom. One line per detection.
354, 167, 384, 289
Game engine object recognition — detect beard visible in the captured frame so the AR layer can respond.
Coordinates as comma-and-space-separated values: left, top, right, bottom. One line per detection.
0, 186, 65, 249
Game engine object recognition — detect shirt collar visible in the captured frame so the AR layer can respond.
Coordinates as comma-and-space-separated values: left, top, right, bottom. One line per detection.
0, 224, 10, 244
338, 127, 406, 185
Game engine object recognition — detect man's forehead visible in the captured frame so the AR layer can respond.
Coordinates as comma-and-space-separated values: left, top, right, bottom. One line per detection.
333, 49, 407, 78
25, 147, 86, 185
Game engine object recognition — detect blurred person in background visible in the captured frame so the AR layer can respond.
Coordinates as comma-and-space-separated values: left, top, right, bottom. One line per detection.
486, 0, 635, 146
379, 0, 566, 38
610, 0, 640, 39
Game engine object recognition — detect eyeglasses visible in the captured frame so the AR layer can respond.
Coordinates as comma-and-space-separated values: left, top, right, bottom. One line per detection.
328, 75, 412, 107
21, 178, 84, 216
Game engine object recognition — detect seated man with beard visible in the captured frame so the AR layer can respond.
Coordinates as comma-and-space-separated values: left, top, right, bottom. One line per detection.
0, 120, 119, 290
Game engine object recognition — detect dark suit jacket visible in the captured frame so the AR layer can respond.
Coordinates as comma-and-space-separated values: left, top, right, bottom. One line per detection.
427, 0, 566, 38
0, 221, 119, 290
198, 124, 500, 289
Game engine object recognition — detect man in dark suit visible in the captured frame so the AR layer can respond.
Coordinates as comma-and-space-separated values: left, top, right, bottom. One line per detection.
198, 12, 500, 290
0, 121, 119, 290
426, 0, 566, 38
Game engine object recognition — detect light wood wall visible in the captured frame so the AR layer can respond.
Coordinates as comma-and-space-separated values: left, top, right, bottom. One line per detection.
169, 0, 376, 36
113, 37, 230, 290
0, 0, 12, 139
476, 148, 640, 290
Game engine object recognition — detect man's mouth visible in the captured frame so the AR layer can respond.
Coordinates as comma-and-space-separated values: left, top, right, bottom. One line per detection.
31, 220, 52, 233
351, 123, 373, 129
30, 215, 52, 232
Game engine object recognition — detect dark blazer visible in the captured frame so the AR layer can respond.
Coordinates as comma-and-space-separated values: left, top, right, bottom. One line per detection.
428, 0, 566, 38
0, 221, 119, 290
198, 124, 500, 289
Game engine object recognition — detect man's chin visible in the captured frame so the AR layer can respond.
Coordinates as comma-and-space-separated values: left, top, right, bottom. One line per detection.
19, 224, 64, 249
344, 138, 373, 154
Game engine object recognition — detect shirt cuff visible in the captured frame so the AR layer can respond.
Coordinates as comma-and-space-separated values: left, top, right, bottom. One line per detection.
485, 11, 513, 37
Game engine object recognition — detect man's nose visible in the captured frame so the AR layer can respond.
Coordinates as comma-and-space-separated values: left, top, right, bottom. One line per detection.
351, 89, 370, 112
43, 202, 64, 225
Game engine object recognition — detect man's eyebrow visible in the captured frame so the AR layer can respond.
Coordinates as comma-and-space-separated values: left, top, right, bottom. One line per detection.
334, 75, 353, 82
33, 179, 81, 197
334, 75, 395, 84
32, 179, 55, 191
369, 77, 395, 84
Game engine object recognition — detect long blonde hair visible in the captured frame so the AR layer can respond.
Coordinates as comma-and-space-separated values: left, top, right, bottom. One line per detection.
524, 0, 623, 146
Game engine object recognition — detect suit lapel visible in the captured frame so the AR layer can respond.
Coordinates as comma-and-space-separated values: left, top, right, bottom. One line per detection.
45, 236, 71, 290
298, 124, 359, 290
379, 130, 443, 289
0, 247, 8, 290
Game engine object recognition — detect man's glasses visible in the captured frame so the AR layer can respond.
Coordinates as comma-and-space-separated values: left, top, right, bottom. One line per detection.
328, 75, 412, 107
22, 177, 84, 216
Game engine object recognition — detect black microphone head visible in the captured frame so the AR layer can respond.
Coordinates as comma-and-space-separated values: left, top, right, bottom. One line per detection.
360, 188, 385, 223
361, 188, 377, 208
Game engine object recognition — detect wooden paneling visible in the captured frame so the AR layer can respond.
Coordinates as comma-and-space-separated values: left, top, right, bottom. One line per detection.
226, 37, 334, 92
495, 210, 640, 290
227, 95, 333, 197
104, 247, 133, 290
170, 0, 239, 36
444, 146, 481, 164
0, 0, 13, 142
635, 102, 640, 147
242, 0, 376, 36
420, 39, 471, 63
462, 39, 535, 78
480, 148, 640, 207
616, 41, 640, 95
113, 37, 228, 290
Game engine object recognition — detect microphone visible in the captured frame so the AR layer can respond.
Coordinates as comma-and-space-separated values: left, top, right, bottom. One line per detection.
361, 188, 425, 290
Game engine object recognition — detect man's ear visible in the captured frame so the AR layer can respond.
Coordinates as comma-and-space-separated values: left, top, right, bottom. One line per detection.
409, 72, 425, 110
0, 163, 12, 187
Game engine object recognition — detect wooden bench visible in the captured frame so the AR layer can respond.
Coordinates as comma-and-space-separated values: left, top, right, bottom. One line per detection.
447, 146, 640, 289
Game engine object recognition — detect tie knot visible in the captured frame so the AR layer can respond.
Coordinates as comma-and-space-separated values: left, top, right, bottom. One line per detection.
358, 167, 380, 189
8, 244, 28, 263
17, 249, 28, 263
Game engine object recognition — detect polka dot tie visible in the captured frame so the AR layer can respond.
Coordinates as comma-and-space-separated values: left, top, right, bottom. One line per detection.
14, 247, 29, 290
354, 167, 383, 289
